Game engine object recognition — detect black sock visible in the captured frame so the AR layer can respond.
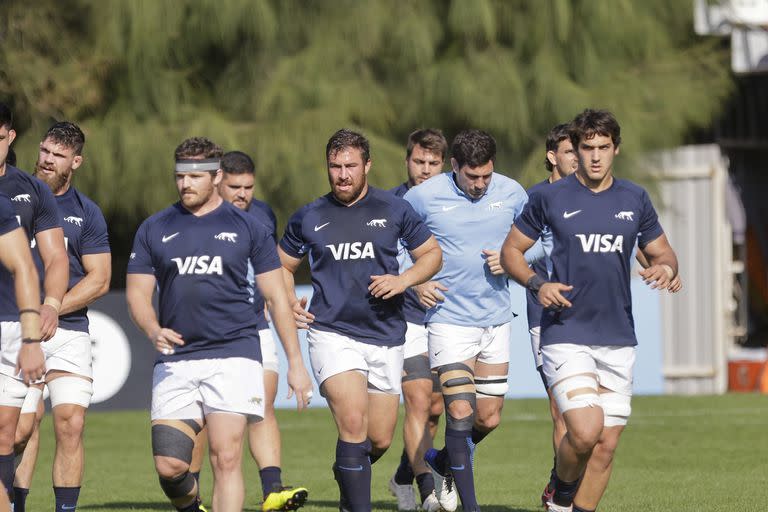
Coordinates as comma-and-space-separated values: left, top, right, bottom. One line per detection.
190, 471, 200, 486
0, 453, 13, 503
445, 429, 478, 512
434, 447, 449, 474
336, 439, 372, 512
552, 474, 579, 507
415, 473, 434, 503
54, 486, 81, 511
259, 466, 282, 498
393, 449, 414, 485
368, 451, 382, 465
177, 500, 202, 512
573, 505, 595, 512
470, 426, 489, 445
12, 487, 28, 512
548, 456, 557, 488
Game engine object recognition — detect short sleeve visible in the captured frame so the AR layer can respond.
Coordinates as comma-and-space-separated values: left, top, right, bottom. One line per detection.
279, 209, 308, 258
249, 220, 281, 276
399, 200, 432, 250
0, 195, 19, 236
514, 191, 547, 241
637, 190, 664, 248
34, 183, 61, 234
81, 204, 111, 255
126, 220, 155, 275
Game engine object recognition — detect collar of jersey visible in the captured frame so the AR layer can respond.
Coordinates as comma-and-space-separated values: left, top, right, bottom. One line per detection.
450, 171, 494, 202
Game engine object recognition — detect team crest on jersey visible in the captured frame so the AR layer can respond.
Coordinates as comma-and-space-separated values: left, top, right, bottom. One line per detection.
64, 216, 83, 226
12, 194, 31, 203
614, 211, 634, 221
214, 232, 237, 243
366, 218, 387, 228
172, 255, 224, 275
487, 201, 503, 211
326, 242, 375, 260
575, 234, 624, 253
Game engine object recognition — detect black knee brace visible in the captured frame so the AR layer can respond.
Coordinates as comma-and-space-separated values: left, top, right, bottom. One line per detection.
438, 363, 476, 431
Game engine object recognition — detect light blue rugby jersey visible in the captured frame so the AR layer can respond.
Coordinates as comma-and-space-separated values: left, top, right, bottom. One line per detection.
404, 172, 528, 327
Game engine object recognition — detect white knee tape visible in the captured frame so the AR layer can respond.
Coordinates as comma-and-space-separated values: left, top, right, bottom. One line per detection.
48, 376, 93, 408
20, 386, 43, 414
475, 375, 509, 398
600, 391, 631, 427
550, 374, 599, 413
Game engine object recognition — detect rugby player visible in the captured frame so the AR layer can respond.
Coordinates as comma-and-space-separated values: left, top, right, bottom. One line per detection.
388, 129, 447, 512
126, 137, 312, 512
0, 103, 69, 507
500, 109, 679, 512
404, 129, 528, 512
278, 129, 442, 512
10, 122, 111, 512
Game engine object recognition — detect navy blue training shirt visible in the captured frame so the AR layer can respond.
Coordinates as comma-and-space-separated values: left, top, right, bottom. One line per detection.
515, 173, 664, 347
0, 165, 61, 320
280, 186, 433, 346
0, 194, 18, 236
525, 179, 552, 331
32, 187, 110, 333
127, 200, 280, 364
245, 199, 277, 331
390, 182, 428, 325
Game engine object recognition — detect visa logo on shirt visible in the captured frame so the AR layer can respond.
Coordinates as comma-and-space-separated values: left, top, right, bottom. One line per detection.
575, 234, 624, 253
325, 242, 375, 260
172, 255, 224, 275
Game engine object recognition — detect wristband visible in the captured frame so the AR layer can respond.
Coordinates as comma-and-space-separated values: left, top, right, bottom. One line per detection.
44, 297, 62, 313
22, 338, 41, 344
526, 274, 547, 293
18, 309, 40, 315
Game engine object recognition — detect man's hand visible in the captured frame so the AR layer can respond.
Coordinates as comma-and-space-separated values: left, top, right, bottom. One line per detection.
414, 281, 448, 308
285, 358, 314, 411
538, 282, 574, 309
639, 264, 674, 290
40, 304, 59, 341
16, 342, 45, 385
292, 296, 314, 329
667, 273, 682, 293
368, 274, 407, 299
482, 249, 505, 275
150, 327, 184, 355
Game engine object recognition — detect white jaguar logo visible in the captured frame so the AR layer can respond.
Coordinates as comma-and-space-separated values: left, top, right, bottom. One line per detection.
615, 211, 634, 221
12, 194, 31, 203
214, 232, 238, 243
64, 216, 83, 226
366, 219, 387, 228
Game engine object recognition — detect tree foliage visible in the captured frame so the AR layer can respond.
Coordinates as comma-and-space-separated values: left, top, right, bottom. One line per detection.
0, 0, 732, 283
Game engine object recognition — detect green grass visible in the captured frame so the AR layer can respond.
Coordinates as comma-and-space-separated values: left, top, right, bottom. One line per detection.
22, 394, 768, 511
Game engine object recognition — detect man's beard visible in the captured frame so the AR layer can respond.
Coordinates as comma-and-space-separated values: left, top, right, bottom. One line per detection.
34, 165, 70, 194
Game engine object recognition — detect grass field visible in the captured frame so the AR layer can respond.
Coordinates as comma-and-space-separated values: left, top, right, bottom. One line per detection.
21, 393, 767, 511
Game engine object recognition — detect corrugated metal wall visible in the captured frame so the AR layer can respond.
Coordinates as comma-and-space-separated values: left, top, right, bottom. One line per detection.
648, 145, 733, 394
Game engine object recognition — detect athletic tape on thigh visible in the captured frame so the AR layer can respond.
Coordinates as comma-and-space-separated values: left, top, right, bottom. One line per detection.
600, 391, 631, 427
151, 423, 196, 463
475, 375, 509, 398
549, 373, 599, 413
402, 354, 432, 382
47, 376, 93, 408
20, 386, 43, 414
159, 472, 197, 499
438, 363, 475, 431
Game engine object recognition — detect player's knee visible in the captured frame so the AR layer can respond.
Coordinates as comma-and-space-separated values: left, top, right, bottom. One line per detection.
48, 376, 93, 409
439, 363, 476, 431
337, 410, 366, 437
475, 407, 502, 432
209, 446, 241, 473
155, 455, 191, 479
370, 435, 392, 454
14, 416, 35, 448
54, 411, 85, 444
158, 471, 197, 503
566, 422, 603, 455
403, 389, 431, 417
429, 392, 444, 418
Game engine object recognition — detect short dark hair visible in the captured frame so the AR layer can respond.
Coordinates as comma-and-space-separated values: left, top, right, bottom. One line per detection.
406, 129, 448, 160
544, 123, 571, 172
451, 129, 496, 169
221, 151, 255, 175
570, 109, 621, 148
0, 103, 13, 130
174, 137, 223, 161
326, 129, 370, 163
44, 122, 86, 156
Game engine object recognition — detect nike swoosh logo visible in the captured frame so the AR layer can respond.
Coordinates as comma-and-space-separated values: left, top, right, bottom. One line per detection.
61, 507, 77, 511
563, 210, 582, 219
314, 222, 330, 231
555, 362, 566, 371
338, 464, 364, 471
162, 232, 179, 243
450, 464, 465, 471
442, 205, 459, 211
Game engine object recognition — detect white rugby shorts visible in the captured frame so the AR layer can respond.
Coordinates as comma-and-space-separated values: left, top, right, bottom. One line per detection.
307, 327, 403, 395
151, 357, 265, 421
0, 322, 92, 379
259, 328, 279, 373
428, 322, 511, 368
403, 322, 429, 359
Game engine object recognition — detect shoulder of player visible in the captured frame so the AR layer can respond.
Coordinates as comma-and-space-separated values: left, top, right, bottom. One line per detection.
612, 177, 649, 198
403, 172, 450, 201
491, 172, 526, 195
526, 178, 550, 197
66, 187, 104, 215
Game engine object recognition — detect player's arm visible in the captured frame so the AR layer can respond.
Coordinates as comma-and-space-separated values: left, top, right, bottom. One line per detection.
277, 246, 314, 328
500, 226, 573, 309
636, 247, 681, 292
60, 253, 111, 315
369, 235, 442, 299
34, 227, 69, 340
126, 273, 184, 354
255, 268, 312, 410
637, 233, 679, 290
0, 228, 45, 383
